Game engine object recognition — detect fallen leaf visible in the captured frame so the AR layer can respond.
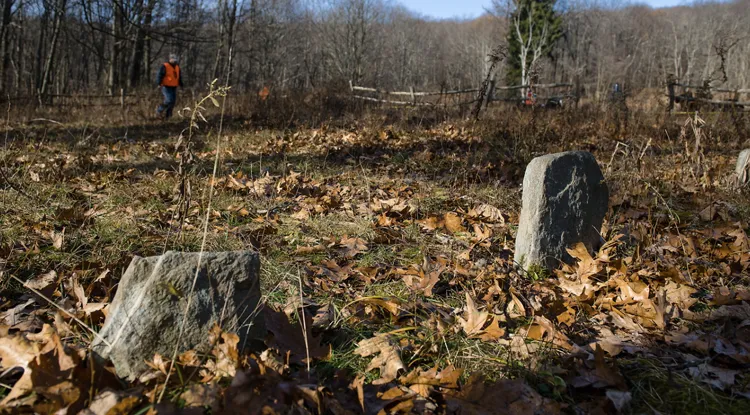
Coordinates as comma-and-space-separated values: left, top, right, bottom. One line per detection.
0, 333, 38, 371
447, 378, 561, 414
688, 363, 739, 390
472, 223, 493, 242
291, 209, 310, 220
567, 242, 600, 280
295, 244, 325, 255
525, 316, 581, 352
664, 281, 698, 310
264, 307, 331, 364
49, 229, 64, 250
468, 203, 506, 224
605, 390, 632, 413
1, 299, 35, 326
574, 344, 627, 390
399, 365, 463, 389
205, 325, 240, 378
357, 297, 401, 316
1, 325, 81, 407
72, 276, 87, 308
506, 290, 526, 318
556, 307, 576, 326
353, 334, 405, 385
180, 383, 220, 408
417, 216, 443, 231
477, 317, 506, 341
80, 389, 141, 415
24, 270, 57, 293
339, 236, 368, 258
457, 293, 489, 337
617, 279, 649, 302
444, 213, 465, 234
351, 375, 365, 412
398, 259, 447, 297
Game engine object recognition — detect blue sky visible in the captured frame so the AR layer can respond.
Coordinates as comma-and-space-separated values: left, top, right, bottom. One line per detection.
399, 0, 691, 19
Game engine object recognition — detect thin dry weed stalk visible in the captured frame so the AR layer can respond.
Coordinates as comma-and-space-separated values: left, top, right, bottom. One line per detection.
679, 113, 707, 182
606, 141, 629, 174
158, 82, 230, 403
297, 273, 311, 378
471, 45, 506, 121
170, 80, 230, 243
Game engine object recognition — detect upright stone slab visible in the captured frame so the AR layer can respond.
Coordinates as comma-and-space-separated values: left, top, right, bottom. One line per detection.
515, 151, 608, 271
736, 149, 750, 187
92, 251, 264, 380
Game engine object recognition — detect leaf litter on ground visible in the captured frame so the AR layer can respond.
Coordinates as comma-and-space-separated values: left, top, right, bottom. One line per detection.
1, 114, 750, 414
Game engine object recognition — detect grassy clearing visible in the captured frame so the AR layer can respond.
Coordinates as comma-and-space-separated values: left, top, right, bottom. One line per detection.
1, 104, 749, 413
623, 358, 750, 415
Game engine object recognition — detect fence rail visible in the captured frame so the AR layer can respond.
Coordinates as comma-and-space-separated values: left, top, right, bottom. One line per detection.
1, 89, 137, 108
672, 83, 750, 94
350, 84, 479, 97
351, 95, 434, 106
349, 80, 574, 109
667, 81, 749, 112
494, 83, 572, 91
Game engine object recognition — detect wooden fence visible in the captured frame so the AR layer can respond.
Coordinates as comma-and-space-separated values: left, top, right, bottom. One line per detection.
349, 80, 574, 108
667, 82, 750, 112
6, 81, 749, 113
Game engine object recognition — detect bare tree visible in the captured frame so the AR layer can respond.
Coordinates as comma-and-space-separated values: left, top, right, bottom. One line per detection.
40, 0, 68, 98
513, 3, 549, 88
0, 0, 745, 102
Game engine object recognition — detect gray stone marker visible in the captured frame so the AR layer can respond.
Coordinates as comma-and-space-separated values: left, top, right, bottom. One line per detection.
515, 151, 609, 271
92, 251, 264, 380
737, 149, 750, 187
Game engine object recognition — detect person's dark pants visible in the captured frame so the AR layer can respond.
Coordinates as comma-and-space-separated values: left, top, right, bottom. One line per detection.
157, 86, 177, 118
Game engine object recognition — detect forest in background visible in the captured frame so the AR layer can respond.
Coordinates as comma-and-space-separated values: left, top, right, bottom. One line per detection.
0, 0, 748, 101
4, 0, 750, 412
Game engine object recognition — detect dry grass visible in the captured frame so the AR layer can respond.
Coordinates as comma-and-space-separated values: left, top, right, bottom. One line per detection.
2, 96, 750, 412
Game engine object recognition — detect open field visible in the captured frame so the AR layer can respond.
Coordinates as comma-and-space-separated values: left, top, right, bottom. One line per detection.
1, 99, 750, 414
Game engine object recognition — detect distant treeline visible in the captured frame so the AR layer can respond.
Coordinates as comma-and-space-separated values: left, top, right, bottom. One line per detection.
0, 0, 747, 99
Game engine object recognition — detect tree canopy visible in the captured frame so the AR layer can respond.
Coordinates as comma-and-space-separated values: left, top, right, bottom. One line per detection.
505, 0, 563, 86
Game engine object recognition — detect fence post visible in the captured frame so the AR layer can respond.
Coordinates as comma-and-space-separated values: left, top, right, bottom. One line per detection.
667, 83, 675, 113
120, 88, 125, 109
410, 86, 415, 105
666, 75, 675, 114
349, 80, 353, 93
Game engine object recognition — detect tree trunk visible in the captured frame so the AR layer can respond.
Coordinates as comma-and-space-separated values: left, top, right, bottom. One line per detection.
108, 0, 120, 95
13, 2, 23, 93
224, 0, 237, 84
127, 0, 145, 88
40, 0, 66, 99
0, 0, 14, 94
34, 4, 50, 93
143, 0, 155, 83
212, 0, 225, 82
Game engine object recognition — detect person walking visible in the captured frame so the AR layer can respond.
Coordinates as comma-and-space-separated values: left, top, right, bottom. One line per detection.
156, 54, 183, 119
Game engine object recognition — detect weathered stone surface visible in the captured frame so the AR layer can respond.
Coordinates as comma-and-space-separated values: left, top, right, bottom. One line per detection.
92, 251, 263, 380
737, 149, 750, 186
515, 151, 609, 271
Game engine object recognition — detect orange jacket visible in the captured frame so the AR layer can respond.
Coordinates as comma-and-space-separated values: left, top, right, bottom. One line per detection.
159, 63, 181, 87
